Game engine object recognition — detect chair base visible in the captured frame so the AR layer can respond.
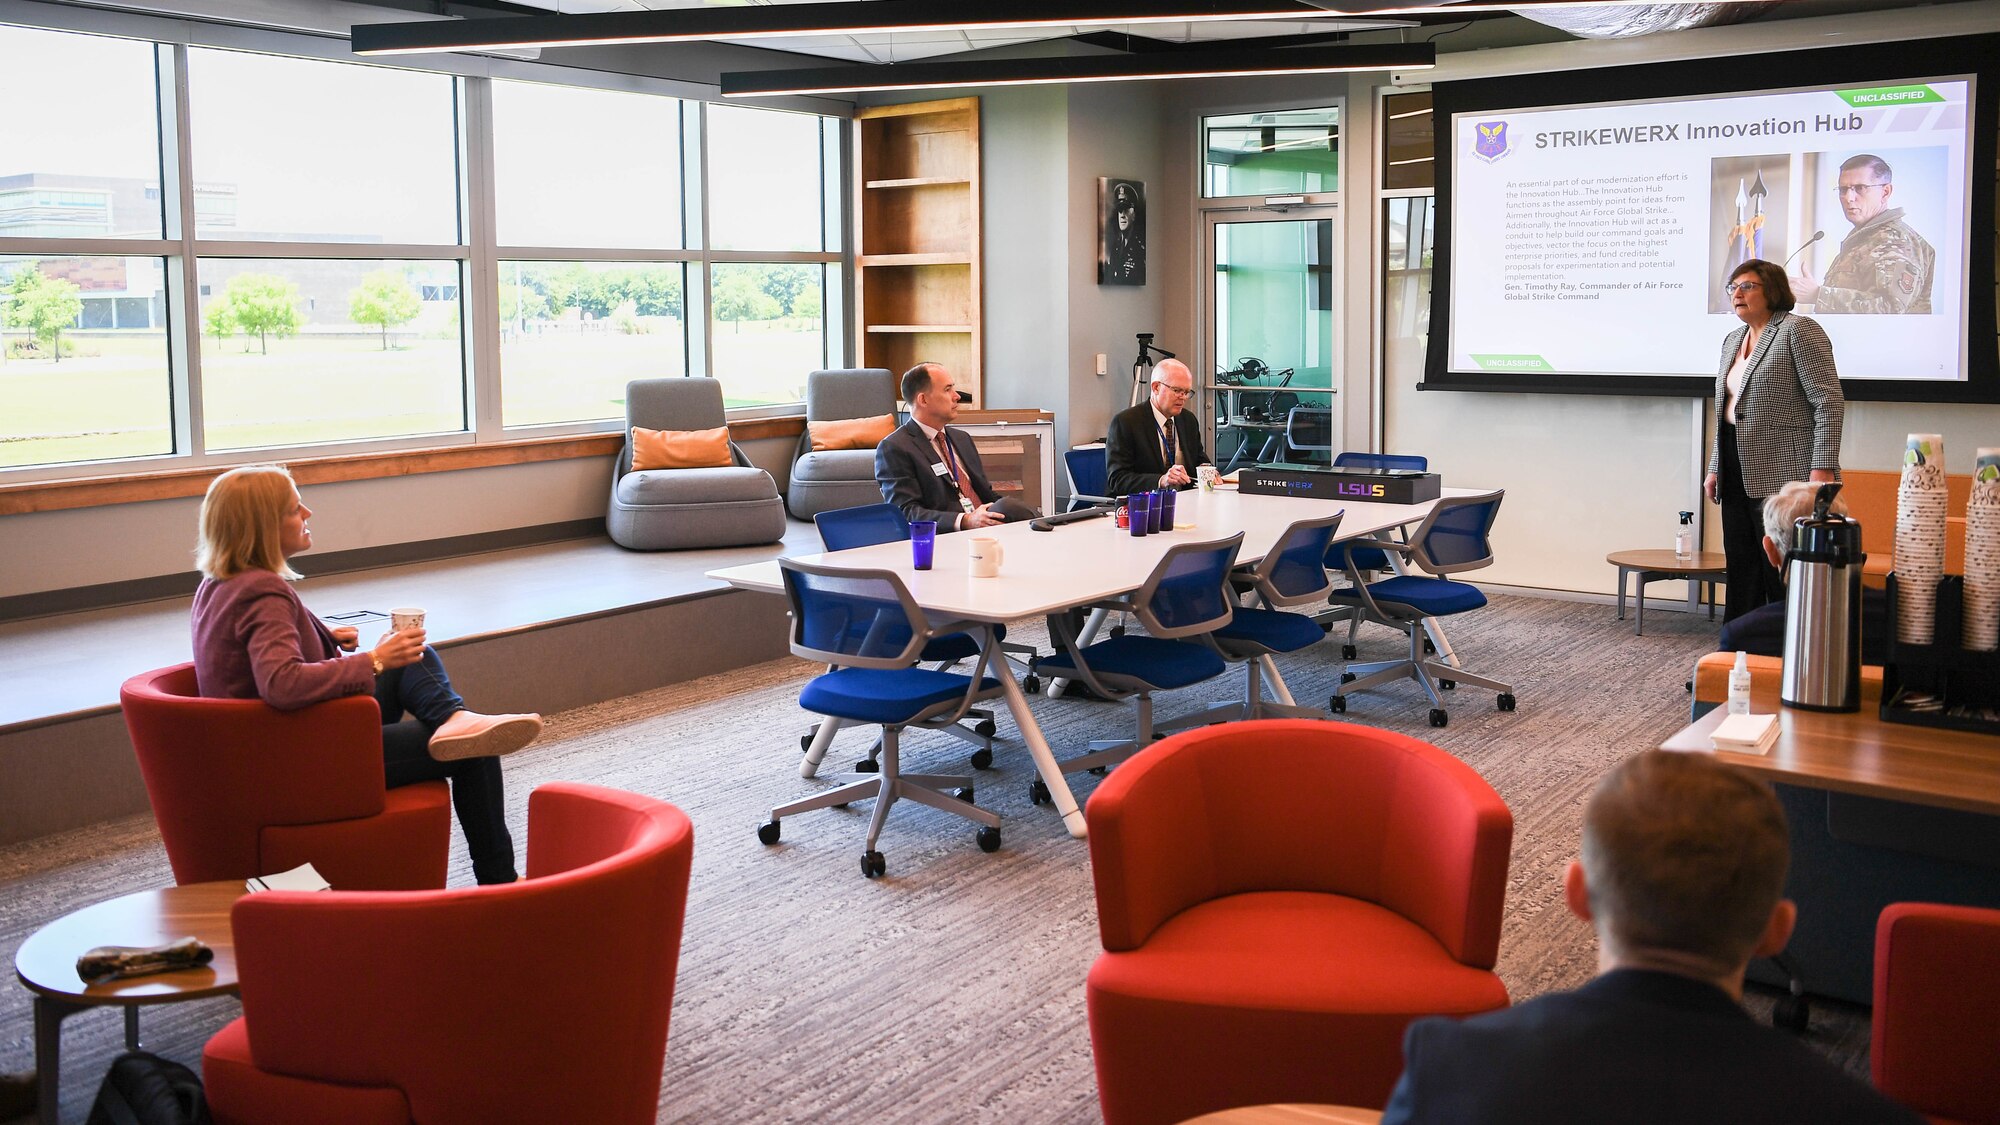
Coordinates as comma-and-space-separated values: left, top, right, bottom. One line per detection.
1335, 622, 1511, 717
769, 726, 1000, 859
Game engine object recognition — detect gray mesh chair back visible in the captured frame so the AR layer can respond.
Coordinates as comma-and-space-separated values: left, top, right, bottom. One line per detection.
1250, 513, 1343, 607
1408, 491, 1504, 576
781, 561, 928, 669
1133, 534, 1244, 638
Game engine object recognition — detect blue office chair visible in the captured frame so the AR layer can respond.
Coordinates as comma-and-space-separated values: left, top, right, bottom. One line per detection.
758, 560, 1004, 878
1065, 445, 1115, 512
1327, 490, 1515, 728
808, 503, 1008, 773
1323, 451, 1430, 659
1031, 534, 1242, 804
1208, 513, 1344, 720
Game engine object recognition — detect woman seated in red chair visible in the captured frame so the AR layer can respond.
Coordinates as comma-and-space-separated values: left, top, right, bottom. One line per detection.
192, 465, 541, 885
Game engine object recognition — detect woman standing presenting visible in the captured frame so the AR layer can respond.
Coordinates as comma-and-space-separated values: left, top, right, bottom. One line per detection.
1704, 258, 1845, 622
191, 465, 541, 885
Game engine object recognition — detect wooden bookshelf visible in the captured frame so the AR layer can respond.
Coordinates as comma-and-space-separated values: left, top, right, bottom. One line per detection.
854, 97, 981, 405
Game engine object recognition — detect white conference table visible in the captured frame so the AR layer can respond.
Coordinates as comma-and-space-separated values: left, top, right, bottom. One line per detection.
708, 486, 1481, 838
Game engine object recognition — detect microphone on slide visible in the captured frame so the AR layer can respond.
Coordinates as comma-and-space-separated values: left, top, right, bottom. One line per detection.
1782, 231, 1825, 271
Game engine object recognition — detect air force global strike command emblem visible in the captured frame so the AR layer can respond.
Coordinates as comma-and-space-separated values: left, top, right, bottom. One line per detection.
1473, 121, 1510, 163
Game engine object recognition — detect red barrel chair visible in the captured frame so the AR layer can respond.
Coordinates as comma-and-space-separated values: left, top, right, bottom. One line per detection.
1872, 903, 2000, 1125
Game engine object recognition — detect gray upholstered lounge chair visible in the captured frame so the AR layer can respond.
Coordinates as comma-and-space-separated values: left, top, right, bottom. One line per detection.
786, 367, 898, 520
608, 378, 786, 551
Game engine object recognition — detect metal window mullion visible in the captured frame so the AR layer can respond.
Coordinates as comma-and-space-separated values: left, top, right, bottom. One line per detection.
492, 246, 701, 263
187, 240, 471, 260
703, 250, 843, 264
461, 75, 501, 440
165, 40, 203, 460
685, 99, 710, 381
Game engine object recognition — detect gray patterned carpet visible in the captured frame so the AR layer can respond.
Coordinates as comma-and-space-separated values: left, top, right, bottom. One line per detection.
0, 594, 1872, 1123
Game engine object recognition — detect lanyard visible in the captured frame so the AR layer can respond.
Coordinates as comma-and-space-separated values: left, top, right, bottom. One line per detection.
935, 429, 976, 512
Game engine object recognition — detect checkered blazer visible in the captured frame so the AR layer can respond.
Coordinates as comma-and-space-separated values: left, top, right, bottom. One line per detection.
1707, 310, 1845, 498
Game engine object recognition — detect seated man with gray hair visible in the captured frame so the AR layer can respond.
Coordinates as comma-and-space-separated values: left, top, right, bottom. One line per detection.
1380, 751, 1920, 1124
1718, 480, 1887, 665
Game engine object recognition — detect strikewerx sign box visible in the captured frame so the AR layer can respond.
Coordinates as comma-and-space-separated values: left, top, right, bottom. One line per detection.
1238, 464, 1442, 504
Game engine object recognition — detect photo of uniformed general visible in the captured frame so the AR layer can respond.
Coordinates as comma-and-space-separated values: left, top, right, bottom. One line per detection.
1098, 178, 1146, 286
1791, 151, 1937, 314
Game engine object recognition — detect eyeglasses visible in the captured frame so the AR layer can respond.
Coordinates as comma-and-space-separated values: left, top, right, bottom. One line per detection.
1158, 384, 1195, 398
1835, 183, 1888, 198
1722, 281, 1762, 295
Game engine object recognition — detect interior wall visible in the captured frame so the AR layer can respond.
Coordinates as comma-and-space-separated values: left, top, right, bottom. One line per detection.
1378, 3, 2000, 596
978, 86, 1074, 447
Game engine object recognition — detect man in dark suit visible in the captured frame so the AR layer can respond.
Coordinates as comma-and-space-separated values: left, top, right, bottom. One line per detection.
1381, 751, 1921, 1125
1105, 358, 1210, 497
875, 362, 1035, 532
1719, 480, 1887, 665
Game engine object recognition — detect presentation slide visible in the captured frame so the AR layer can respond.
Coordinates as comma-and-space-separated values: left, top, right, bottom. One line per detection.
1449, 76, 1974, 384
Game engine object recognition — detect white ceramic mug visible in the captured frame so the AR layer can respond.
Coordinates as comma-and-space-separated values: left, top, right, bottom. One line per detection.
390, 607, 427, 634
968, 537, 1004, 578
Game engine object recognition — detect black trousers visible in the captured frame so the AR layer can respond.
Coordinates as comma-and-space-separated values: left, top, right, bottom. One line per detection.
1718, 422, 1783, 623
374, 646, 518, 885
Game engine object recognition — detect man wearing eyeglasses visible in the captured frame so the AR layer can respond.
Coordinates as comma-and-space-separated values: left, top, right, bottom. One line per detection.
1106, 358, 1212, 496
1790, 153, 1934, 314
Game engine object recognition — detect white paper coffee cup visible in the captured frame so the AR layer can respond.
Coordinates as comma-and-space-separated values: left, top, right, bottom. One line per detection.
390, 607, 426, 633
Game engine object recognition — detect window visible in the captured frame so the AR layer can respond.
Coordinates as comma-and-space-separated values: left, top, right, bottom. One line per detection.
1381, 91, 1435, 193
187, 49, 460, 244
195, 259, 466, 451
1, 255, 173, 467
706, 105, 834, 252
0, 17, 848, 479
707, 263, 829, 408
499, 261, 687, 427
491, 81, 683, 250
1203, 107, 1340, 198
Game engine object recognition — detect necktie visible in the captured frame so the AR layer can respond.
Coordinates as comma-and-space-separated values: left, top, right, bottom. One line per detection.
1162, 420, 1177, 470
936, 430, 980, 508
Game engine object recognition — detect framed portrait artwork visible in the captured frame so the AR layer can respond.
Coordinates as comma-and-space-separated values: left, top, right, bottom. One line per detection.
1098, 177, 1146, 286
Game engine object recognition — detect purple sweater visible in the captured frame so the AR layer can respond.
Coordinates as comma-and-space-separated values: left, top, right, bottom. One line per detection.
191, 569, 374, 710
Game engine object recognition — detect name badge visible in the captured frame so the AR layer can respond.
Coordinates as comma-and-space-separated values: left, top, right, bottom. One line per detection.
960, 496, 977, 513
932, 462, 951, 477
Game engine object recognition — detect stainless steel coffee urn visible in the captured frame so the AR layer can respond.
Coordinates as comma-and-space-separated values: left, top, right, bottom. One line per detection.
1781, 483, 1866, 712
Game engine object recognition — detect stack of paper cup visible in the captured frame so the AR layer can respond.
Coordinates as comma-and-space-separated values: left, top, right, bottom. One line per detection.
1895, 433, 1948, 645
1964, 447, 2000, 651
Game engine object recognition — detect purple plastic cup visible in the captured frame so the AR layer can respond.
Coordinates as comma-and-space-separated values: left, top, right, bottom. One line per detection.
1157, 488, 1178, 530
1146, 490, 1166, 534
1127, 493, 1151, 537
910, 520, 937, 569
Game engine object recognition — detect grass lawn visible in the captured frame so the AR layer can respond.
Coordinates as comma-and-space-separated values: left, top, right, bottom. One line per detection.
2, 321, 823, 469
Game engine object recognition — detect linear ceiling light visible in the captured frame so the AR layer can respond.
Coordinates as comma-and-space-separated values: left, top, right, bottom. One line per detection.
719, 43, 1433, 98
1305, 0, 1765, 12
352, 0, 1341, 56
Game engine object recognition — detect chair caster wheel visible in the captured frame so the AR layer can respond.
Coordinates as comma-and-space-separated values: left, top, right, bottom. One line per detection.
1773, 993, 1809, 1034
1497, 693, 1517, 712
1028, 778, 1051, 806
800, 733, 814, 752
756, 820, 781, 845
1429, 708, 1448, 728
1341, 671, 1357, 684
969, 748, 994, 770
1110, 625, 1127, 637
1439, 679, 1456, 690
853, 758, 880, 774
1088, 766, 1107, 776
953, 786, 975, 803
861, 851, 887, 878
974, 718, 997, 737
1341, 644, 1358, 660
1329, 696, 1347, 713
976, 826, 1002, 853
1023, 674, 1042, 693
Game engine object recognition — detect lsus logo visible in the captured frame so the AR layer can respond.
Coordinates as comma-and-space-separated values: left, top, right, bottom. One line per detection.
1473, 121, 1510, 163
1339, 482, 1387, 497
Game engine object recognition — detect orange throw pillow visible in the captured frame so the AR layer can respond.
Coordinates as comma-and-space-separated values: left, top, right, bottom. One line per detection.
630, 426, 732, 471
808, 413, 897, 452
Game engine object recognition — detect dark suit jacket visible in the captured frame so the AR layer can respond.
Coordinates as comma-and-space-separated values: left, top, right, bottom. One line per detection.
1104, 402, 1209, 497
1380, 970, 1921, 1125
1719, 585, 1887, 667
874, 420, 1000, 531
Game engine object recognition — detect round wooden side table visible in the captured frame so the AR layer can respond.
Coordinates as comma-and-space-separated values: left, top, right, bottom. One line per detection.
1606, 549, 1728, 636
14, 881, 244, 1125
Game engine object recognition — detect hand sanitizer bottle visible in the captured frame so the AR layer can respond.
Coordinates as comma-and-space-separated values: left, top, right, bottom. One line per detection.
1728, 650, 1752, 716
1675, 511, 1695, 562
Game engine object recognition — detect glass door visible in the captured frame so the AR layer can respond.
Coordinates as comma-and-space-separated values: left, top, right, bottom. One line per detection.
1203, 208, 1340, 472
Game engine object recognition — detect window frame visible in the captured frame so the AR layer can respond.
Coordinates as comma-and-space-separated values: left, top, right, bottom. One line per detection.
0, 1, 851, 491
1198, 101, 1346, 207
